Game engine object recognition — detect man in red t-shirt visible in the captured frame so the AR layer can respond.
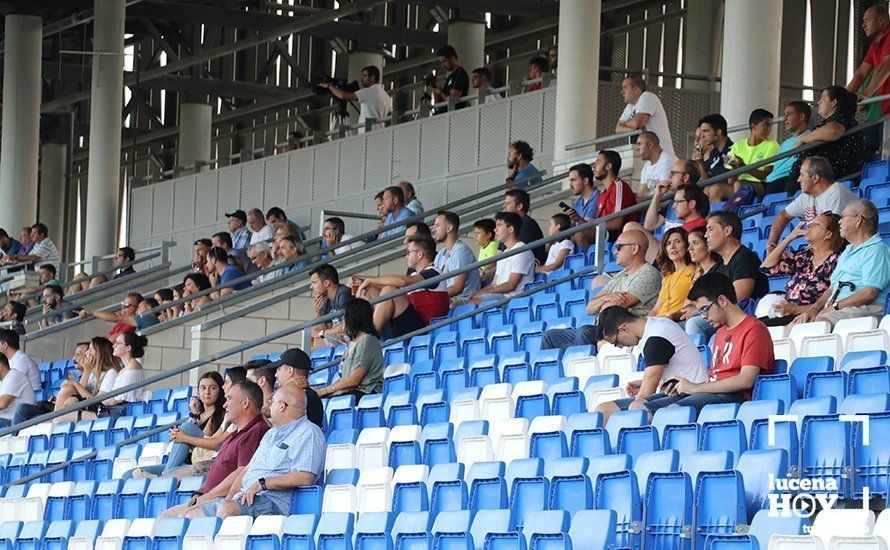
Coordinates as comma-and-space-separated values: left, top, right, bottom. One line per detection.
594, 149, 638, 242
661, 272, 774, 408
160, 380, 270, 519
848, 5, 890, 113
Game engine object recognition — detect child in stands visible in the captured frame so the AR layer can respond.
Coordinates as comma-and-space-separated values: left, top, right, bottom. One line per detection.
536, 213, 574, 273
473, 218, 499, 285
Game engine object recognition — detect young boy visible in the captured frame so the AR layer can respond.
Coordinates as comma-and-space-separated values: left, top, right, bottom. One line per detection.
537, 213, 574, 273
474, 218, 499, 284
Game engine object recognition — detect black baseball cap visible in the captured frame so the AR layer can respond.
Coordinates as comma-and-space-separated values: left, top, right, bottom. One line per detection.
225, 210, 247, 223
268, 348, 312, 372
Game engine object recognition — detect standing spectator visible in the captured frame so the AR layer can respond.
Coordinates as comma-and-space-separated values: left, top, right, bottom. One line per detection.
248, 209, 275, 246
320, 65, 392, 133
320, 217, 359, 258
248, 242, 278, 285
792, 199, 890, 327
2, 223, 59, 271
472, 67, 501, 104
847, 5, 890, 114
503, 189, 546, 265
430, 45, 470, 109
693, 114, 733, 200
506, 140, 543, 188
536, 213, 573, 273
760, 213, 845, 326
0, 328, 39, 392
397, 182, 424, 215
726, 109, 780, 196
473, 218, 499, 284
316, 299, 384, 398
207, 247, 250, 298
521, 56, 549, 93
0, 354, 34, 428
562, 163, 600, 248
432, 211, 481, 299
466, 212, 536, 302
595, 149, 638, 242
789, 86, 867, 189
767, 156, 856, 248
1, 301, 26, 336
268, 348, 324, 428
616, 75, 675, 156
310, 264, 353, 347
0, 229, 21, 258
765, 101, 813, 195
637, 132, 677, 194
649, 228, 696, 320
380, 186, 413, 239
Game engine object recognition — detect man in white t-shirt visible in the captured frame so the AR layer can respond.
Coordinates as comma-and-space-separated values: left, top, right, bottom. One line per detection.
637, 131, 677, 195
767, 156, 857, 249
592, 306, 708, 423
0, 353, 35, 427
616, 75, 675, 157
320, 65, 392, 133
468, 212, 535, 302
0, 328, 40, 392
247, 209, 275, 246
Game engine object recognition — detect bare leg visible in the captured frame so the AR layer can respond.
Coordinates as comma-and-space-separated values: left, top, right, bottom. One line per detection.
89, 275, 109, 289
53, 384, 79, 412
595, 401, 620, 425
216, 499, 241, 519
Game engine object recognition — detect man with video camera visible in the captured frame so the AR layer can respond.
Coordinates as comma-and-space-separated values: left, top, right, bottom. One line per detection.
428, 45, 470, 112
319, 65, 392, 134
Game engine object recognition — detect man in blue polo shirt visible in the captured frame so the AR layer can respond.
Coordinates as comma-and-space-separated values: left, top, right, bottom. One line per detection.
380, 185, 413, 239
793, 199, 890, 328
432, 210, 480, 299
562, 163, 599, 248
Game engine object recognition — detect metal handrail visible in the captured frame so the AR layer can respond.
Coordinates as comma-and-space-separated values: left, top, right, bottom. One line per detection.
564, 130, 640, 153
5, 107, 886, 437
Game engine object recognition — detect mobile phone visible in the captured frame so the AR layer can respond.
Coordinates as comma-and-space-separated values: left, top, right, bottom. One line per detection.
558, 202, 572, 211
661, 378, 678, 392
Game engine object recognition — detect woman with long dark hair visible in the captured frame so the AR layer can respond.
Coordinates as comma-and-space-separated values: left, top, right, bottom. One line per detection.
649, 228, 696, 321
316, 298, 384, 399
53, 336, 120, 412
183, 273, 213, 313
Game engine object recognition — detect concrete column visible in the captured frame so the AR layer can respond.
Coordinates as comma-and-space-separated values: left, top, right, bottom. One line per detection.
683, 0, 719, 91
178, 103, 212, 171
0, 15, 42, 234
347, 51, 384, 127
553, 0, 601, 162
447, 20, 485, 73
39, 143, 67, 245
720, 0, 782, 133
84, 0, 125, 260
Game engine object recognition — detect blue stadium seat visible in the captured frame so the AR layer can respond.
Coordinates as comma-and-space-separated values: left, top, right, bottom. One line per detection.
682, 450, 733, 486
49, 422, 73, 450
841, 392, 890, 414
518, 322, 547, 353
497, 352, 529, 384
800, 415, 850, 498
109, 416, 135, 445
433, 331, 460, 361
0, 521, 22, 550
421, 422, 456, 467
153, 518, 189, 550
41, 520, 76, 550
290, 486, 323, 516
634, 450, 679, 499
325, 395, 356, 432
461, 329, 490, 360
393, 472, 429, 515
841, 350, 888, 371
749, 416, 800, 470
468, 355, 499, 388
736, 449, 788, 519
183, 517, 221, 547
353, 511, 394, 550
617, 425, 659, 464
532, 293, 561, 322
606, 409, 648, 451
789, 356, 834, 399
645, 472, 693, 550
148, 389, 172, 415
594, 470, 641, 550
523, 510, 571, 548
440, 360, 469, 399
570, 510, 618, 550
65, 480, 97, 523
356, 394, 385, 431
561, 290, 590, 319
391, 511, 433, 548
145, 478, 176, 518
431, 509, 475, 549
407, 334, 433, 364
753, 374, 796, 409
853, 411, 890, 499
699, 421, 747, 465
280, 514, 319, 549
409, 360, 439, 397
694, 470, 746, 549
469, 509, 515, 549
90, 479, 122, 521
567, 412, 610, 459
384, 342, 407, 366
174, 476, 205, 506
547, 457, 591, 516
430, 462, 468, 515
506, 458, 546, 528
315, 512, 354, 547
14, 521, 48, 550
467, 461, 507, 511
116, 478, 149, 518
385, 391, 416, 427
651, 406, 696, 443
847, 365, 890, 396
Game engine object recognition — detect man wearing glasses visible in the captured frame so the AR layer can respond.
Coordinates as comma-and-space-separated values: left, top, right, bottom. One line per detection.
77, 291, 143, 338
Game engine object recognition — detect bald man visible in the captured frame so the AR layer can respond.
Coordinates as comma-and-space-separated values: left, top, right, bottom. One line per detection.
541, 229, 663, 349
195, 385, 326, 519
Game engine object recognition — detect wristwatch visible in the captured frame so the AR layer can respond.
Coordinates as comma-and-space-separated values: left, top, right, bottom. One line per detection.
319, 330, 325, 339
259, 478, 267, 491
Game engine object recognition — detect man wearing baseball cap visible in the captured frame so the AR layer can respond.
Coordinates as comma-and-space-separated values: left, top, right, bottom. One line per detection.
269, 348, 324, 428
225, 210, 251, 251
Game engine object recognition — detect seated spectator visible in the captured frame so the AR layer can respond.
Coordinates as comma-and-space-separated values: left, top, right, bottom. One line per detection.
154, 288, 182, 321
633, 272, 775, 414
248, 208, 275, 246
688, 226, 721, 281
616, 75, 675, 156
17, 226, 33, 256
766, 156, 856, 248
271, 222, 302, 261
245, 361, 275, 417
593, 306, 708, 423
540, 229, 661, 349
562, 163, 599, 248
269, 348, 324, 428
506, 140, 543, 188
521, 56, 549, 93
760, 213, 844, 326
191, 385, 324, 520
789, 86, 867, 189
69, 246, 138, 293
8, 264, 59, 304
212, 231, 252, 274
183, 273, 213, 314
0, 301, 26, 335
160, 380, 270, 518
77, 291, 144, 337
433, 211, 481, 299
0, 328, 38, 393
792, 199, 890, 327
320, 217, 359, 258
11, 341, 89, 425
354, 235, 448, 339
316, 299, 384, 398
0, 228, 21, 258
226, 210, 251, 251
398, 182, 424, 215
248, 242, 278, 285
0, 353, 34, 427
207, 246, 250, 298
465, 212, 536, 302
377, 185, 413, 239
53, 332, 147, 423
193, 238, 213, 277
471, 67, 501, 103
637, 132, 677, 195
278, 236, 310, 274
693, 113, 733, 201
726, 108, 780, 196
649, 228, 696, 321
53, 337, 119, 412
310, 264, 353, 347
504, 189, 546, 265
39, 284, 75, 329
473, 218, 499, 284
0, 223, 59, 272
765, 100, 813, 195
536, 214, 573, 273
266, 207, 302, 238
548, 44, 558, 76
403, 221, 431, 246
595, 149, 638, 241
641, 159, 702, 234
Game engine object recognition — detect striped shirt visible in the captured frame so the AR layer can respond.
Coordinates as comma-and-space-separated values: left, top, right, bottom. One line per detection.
30, 238, 60, 271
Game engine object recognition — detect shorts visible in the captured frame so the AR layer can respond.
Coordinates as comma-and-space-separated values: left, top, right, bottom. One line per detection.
200, 493, 288, 518
610, 391, 747, 415
380, 303, 426, 341
407, 291, 450, 324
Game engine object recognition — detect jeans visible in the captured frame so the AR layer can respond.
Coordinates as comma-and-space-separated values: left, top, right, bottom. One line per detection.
0, 418, 9, 428
121, 420, 205, 479
685, 315, 715, 343
12, 401, 54, 427
613, 391, 746, 415
540, 325, 598, 350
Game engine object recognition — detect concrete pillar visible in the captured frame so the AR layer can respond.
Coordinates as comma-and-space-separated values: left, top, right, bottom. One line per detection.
720, 0, 782, 133
447, 20, 485, 73
553, 0, 601, 162
0, 15, 42, 234
683, 0, 719, 91
84, 0, 125, 260
39, 143, 67, 245
347, 51, 384, 127
178, 103, 212, 171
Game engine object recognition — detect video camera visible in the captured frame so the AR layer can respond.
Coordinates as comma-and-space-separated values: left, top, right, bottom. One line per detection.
313, 75, 360, 96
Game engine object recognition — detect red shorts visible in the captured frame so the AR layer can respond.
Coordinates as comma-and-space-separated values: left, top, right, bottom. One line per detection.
407, 290, 450, 324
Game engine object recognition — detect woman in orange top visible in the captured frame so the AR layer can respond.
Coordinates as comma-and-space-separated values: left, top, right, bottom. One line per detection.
649, 227, 696, 321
